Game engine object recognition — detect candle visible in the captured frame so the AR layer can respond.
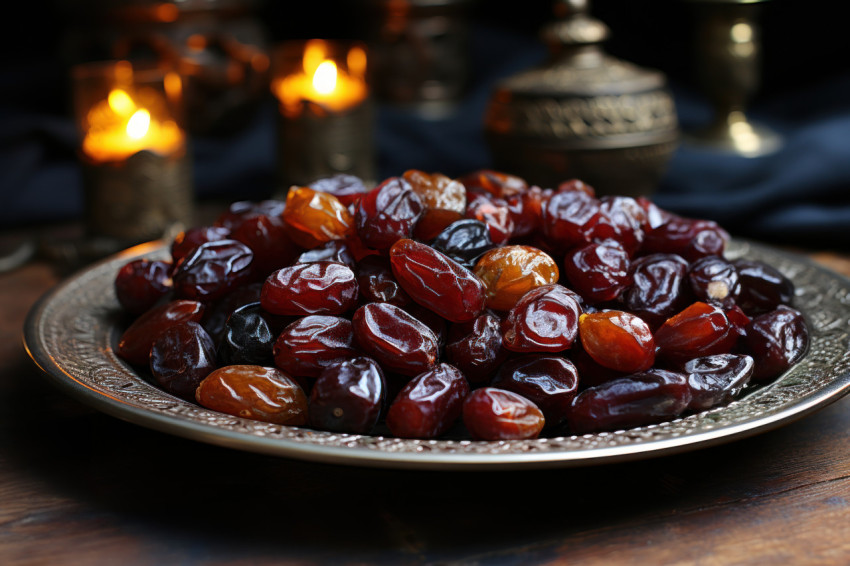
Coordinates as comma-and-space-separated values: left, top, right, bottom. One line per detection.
271, 39, 368, 117
271, 40, 375, 191
72, 60, 193, 244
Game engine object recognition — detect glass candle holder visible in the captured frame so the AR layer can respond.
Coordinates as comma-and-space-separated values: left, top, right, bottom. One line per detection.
270, 39, 376, 193
72, 60, 193, 244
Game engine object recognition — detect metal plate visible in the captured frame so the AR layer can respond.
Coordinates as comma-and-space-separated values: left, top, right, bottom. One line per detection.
23, 240, 850, 470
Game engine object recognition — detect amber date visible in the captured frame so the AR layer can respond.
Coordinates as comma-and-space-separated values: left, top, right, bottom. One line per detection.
473, 245, 560, 311
462, 387, 545, 440
389, 239, 486, 323
117, 300, 205, 365
172, 240, 254, 302
385, 363, 469, 438
444, 311, 508, 383
196, 365, 308, 425
491, 355, 579, 426
261, 261, 358, 316
654, 302, 748, 367
150, 321, 217, 401
352, 303, 439, 377
501, 284, 581, 353
355, 176, 424, 250
273, 315, 358, 378
114, 259, 172, 315
744, 306, 809, 382
403, 169, 466, 215
282, 186, 354, 249
685, 354, 754, 411
309, 356, 385, 434
579, 311, 655, 373
568, 369, 691, 434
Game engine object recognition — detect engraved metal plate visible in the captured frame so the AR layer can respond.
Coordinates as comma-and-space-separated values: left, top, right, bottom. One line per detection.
23, 240, 850, 470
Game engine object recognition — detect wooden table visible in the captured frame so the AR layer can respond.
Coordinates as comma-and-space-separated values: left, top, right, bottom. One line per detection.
2, 223, 849, 566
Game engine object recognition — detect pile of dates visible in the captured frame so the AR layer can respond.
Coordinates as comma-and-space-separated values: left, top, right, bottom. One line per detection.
114, 170, 809, 441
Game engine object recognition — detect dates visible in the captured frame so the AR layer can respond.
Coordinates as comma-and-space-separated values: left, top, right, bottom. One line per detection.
685, 354, 754, 411
386, 363, 469, 438
491, 355, 578, 427
568, 369, 692, 434
654, 302, 747, 367
261, 261, 358, 316
745, 306, 809, 382
430, 219, 495, 269
501, 284, 581, 353
196, 365, 308, 425
355, 176, 423, 250
117, 299, 206, 365
273, 315, 357, 378
463, 388, 545, 440
473, 245, 560, 311
150, 322, 217, 401
389, 239, 486, 323
282, 186, 354, 249
352, 303, 439, 377
172, 240, 254, 302
309, 357, 385, 434
114, 259, 172, 315
115, 169, 811, 441
579, 311, 655, 373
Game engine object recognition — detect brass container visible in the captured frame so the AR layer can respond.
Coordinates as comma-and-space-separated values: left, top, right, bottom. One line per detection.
484, 0, 679, 197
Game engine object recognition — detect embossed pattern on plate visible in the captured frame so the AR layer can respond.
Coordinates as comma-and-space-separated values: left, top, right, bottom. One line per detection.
23, 240, 850, 470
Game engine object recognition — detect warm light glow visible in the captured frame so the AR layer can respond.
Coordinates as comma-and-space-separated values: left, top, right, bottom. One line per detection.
82, 87, 183, 163
312, 61, 337, 94
108, 89, 135, 116
126, 109, 151, 139
272, 40, 368, 115
347, 46, 367, 79
303, 40, 327, 76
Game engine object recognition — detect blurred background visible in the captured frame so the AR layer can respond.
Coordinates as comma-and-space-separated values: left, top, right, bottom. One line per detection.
2, 0, 849, 250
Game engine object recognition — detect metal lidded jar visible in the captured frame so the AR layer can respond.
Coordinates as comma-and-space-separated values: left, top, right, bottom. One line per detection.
484, 0, 679, 197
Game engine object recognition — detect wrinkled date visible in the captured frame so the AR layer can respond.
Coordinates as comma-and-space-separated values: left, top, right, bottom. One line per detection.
196, 365, 308, 425
389, 239, 486, 323
386, 363, 469, 438
115, 169, 810, 441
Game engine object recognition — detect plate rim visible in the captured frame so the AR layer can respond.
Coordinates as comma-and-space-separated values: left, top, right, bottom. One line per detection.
22, 239, 850, 470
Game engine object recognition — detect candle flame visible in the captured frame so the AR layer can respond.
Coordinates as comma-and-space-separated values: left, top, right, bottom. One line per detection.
126, 109, 151, 139
303, 39, 327, 76
312, 61, 337, 95
108, 89, 136, 116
